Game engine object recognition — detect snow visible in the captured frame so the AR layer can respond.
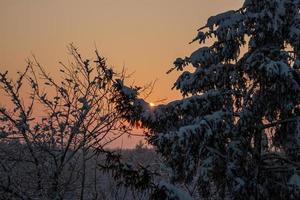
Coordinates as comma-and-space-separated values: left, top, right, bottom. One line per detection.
189, 47, 215, 67
289, 15, 300, 45
173, 57, 187, 71
190, 31, 206, 44
129, 89, 223, 126
206, 10, 237, 28
296, 119, 300, 145
289, 174, 300, 189
113, 1, 300, 199
233, 177, 245, 192
199, 156, 213, 182
158, 181, 193, 200
121, 85, 137, 99
259, 60, 293, 78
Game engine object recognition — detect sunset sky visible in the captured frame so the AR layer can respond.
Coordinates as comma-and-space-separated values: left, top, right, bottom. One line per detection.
0, 0, 243, 148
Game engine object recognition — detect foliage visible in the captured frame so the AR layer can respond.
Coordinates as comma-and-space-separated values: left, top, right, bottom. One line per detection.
0, 44, 130, 199
99, 149, 192, 200
114, 0, 300, 199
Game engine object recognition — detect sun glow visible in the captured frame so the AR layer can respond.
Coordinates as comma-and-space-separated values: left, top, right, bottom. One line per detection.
149, 102, 155, 107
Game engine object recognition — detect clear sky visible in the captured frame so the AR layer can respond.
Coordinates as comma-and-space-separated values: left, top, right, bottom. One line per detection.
0, 0, 243, 148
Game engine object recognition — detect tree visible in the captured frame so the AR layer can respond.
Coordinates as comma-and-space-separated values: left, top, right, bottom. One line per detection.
0, 44, 130, 199
114, 0, 300, 199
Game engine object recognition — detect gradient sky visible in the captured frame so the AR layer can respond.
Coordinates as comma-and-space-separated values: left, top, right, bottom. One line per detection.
0, 0, 243, 148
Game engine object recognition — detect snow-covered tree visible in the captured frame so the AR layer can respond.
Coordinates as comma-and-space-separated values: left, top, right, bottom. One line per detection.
0, 45, 131, 199
114, 0, 300, 199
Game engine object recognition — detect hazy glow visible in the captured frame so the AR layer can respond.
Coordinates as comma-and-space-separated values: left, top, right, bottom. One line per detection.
0, 0, 243, 148
149, 102, 155, 107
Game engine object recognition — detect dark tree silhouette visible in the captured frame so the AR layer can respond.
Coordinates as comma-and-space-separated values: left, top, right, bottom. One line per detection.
114, 0, 300, 199
0, 45, 130, 199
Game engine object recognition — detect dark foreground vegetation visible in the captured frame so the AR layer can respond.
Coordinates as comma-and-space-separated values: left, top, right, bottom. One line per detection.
0, 140, 160, 200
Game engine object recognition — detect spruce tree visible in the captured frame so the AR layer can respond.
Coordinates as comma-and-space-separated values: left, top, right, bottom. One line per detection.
115, 0, 300, 199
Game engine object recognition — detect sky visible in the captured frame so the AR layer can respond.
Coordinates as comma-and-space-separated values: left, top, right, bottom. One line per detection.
0, 0, 243, 148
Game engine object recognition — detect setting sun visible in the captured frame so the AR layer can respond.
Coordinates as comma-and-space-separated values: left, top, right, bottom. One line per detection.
149, 102, 155, 107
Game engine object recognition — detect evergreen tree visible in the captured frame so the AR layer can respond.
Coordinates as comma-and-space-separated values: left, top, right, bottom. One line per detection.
114, 0, 300, 199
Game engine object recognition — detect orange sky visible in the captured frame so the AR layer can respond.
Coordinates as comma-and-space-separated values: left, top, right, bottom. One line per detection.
0, 0, 243, 148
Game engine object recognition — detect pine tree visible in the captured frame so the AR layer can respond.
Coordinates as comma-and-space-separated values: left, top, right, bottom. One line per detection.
115, 0, 300, 199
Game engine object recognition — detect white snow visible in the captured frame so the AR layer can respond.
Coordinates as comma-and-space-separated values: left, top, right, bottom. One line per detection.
158, 181, 193, 200
289, 173, 300, 189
